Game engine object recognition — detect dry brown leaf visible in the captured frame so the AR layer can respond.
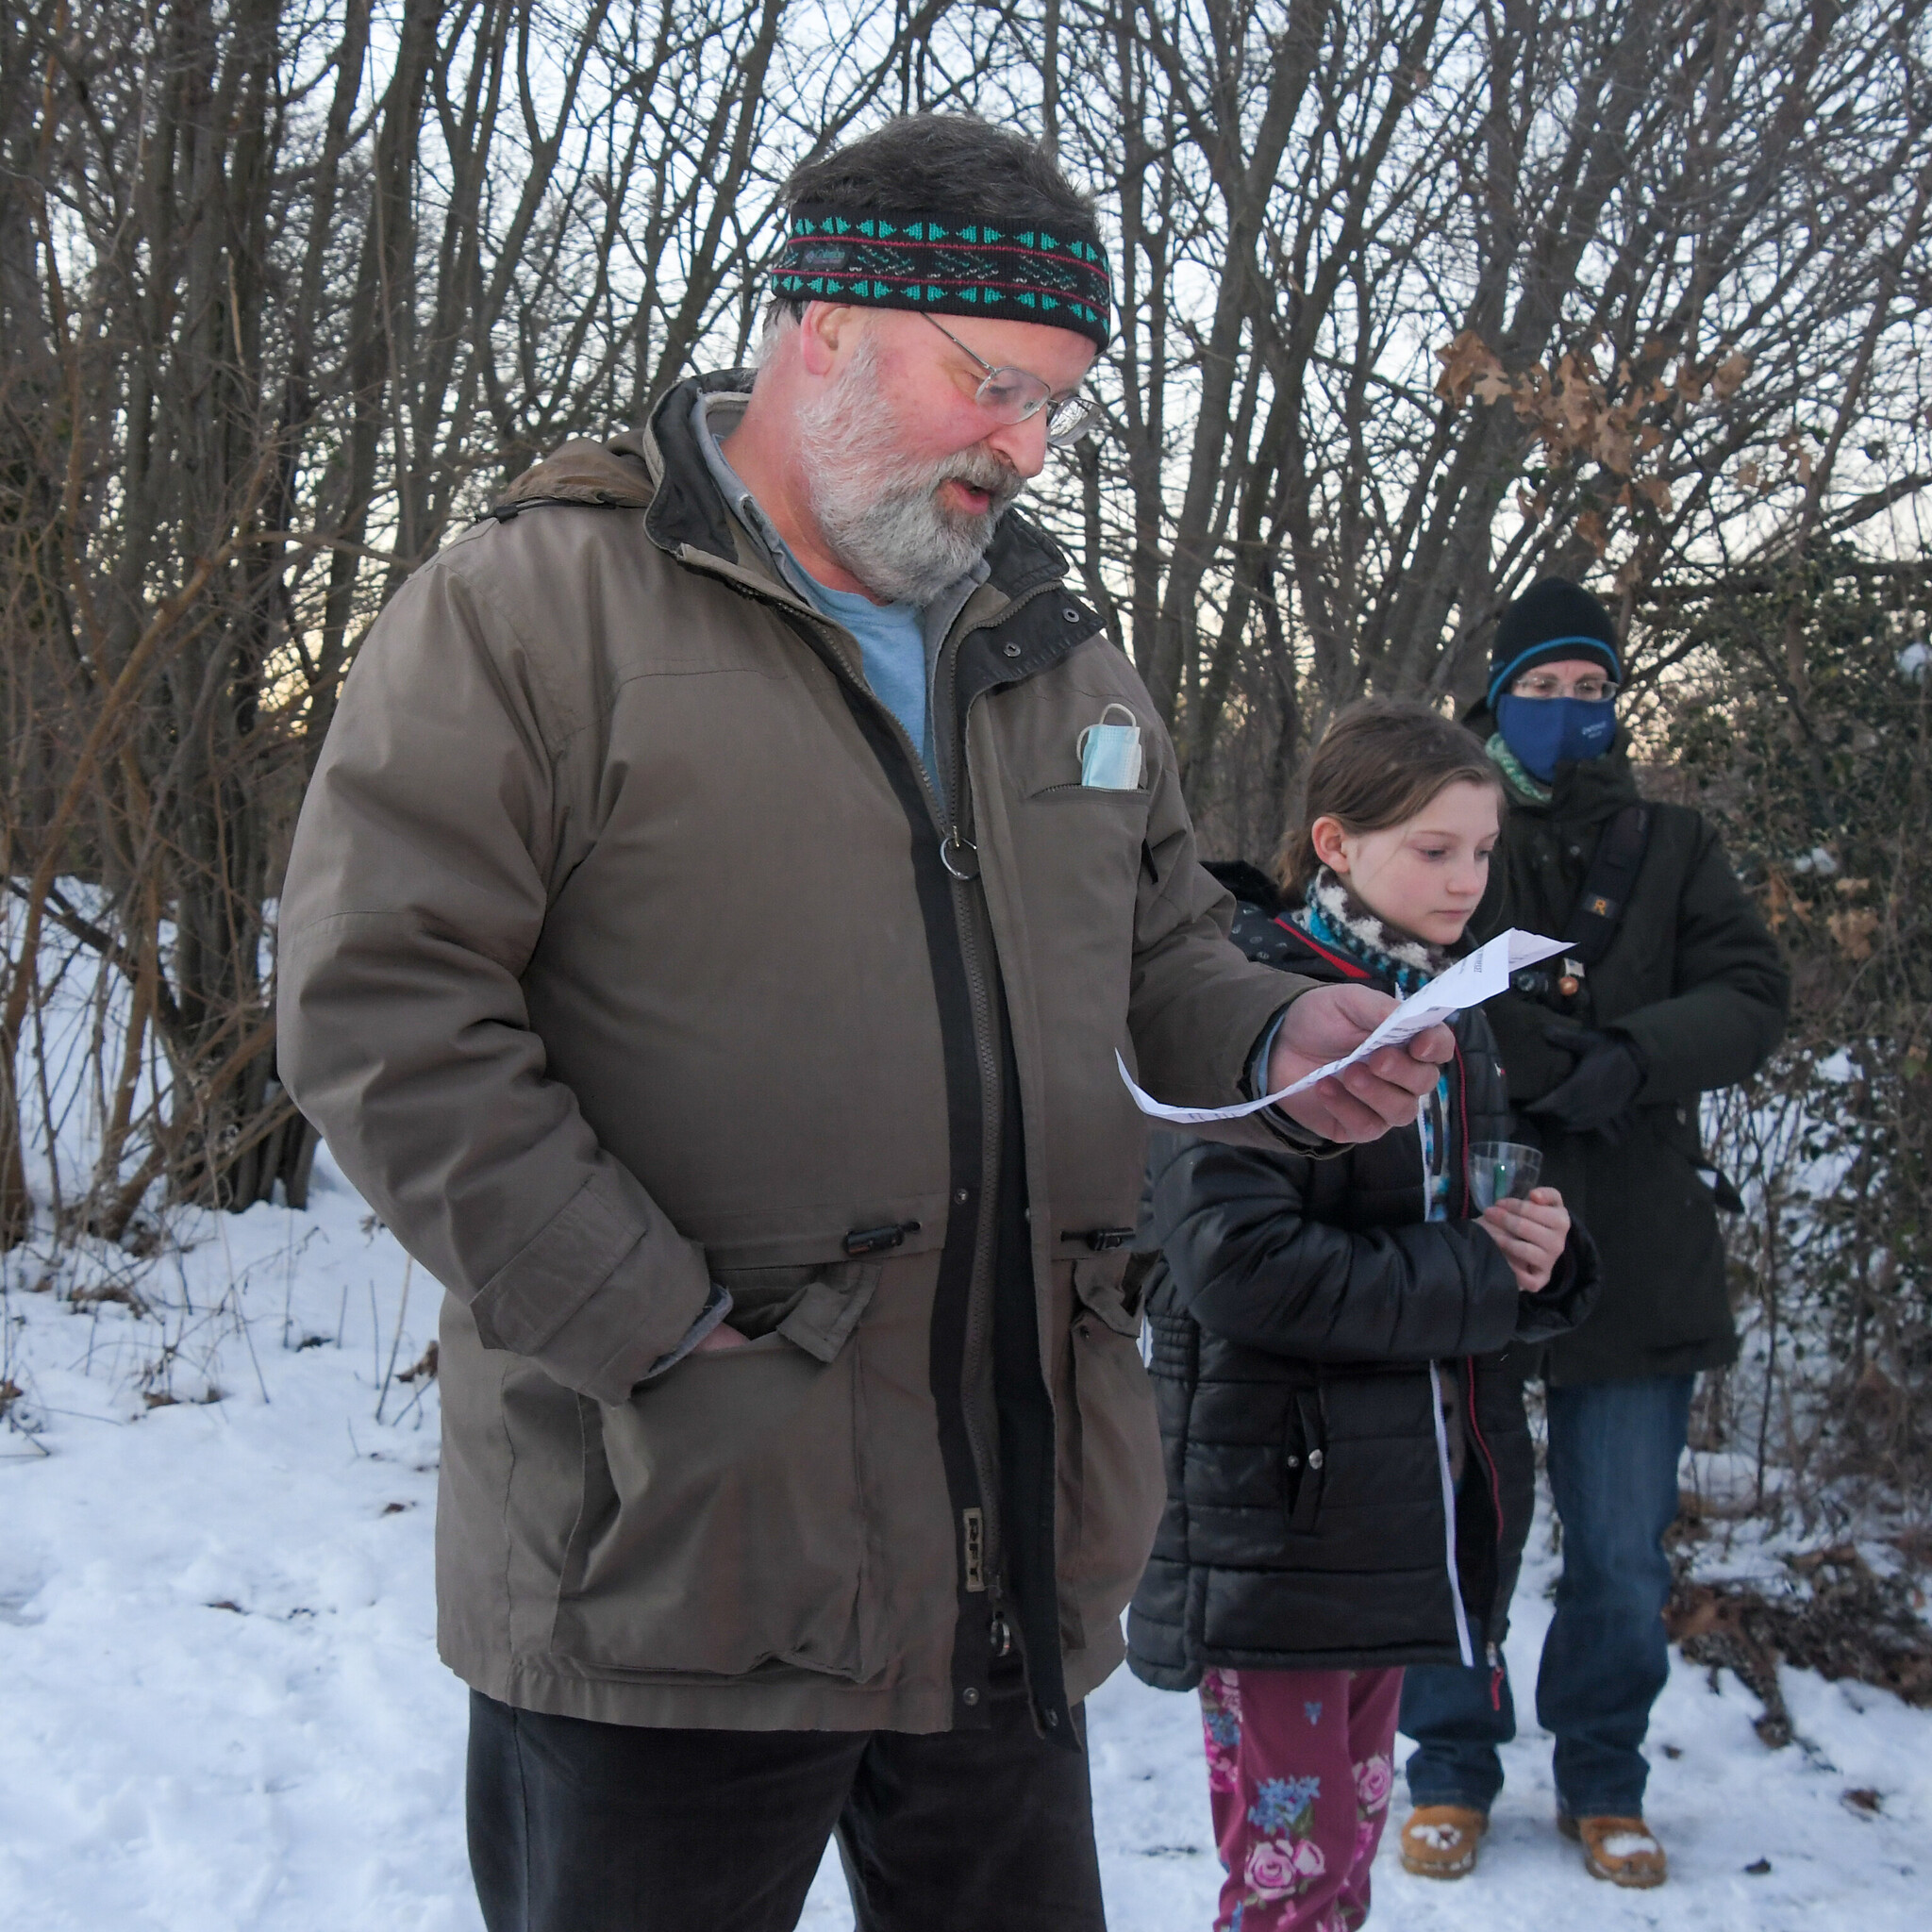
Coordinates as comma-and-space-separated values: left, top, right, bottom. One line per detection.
1434, 329, 1500, 402
1763, 869, 1807, 929
1713, 349, 1751, 396
1597, 423, 1635, 473
1828, 908, 1879, 959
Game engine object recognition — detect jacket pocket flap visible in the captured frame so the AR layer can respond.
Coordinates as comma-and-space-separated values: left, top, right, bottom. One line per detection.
775, 1262, 882, 1363
1071, 1254, 1144, 1337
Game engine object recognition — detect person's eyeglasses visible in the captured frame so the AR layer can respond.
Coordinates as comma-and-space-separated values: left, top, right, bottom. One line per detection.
922, 313, 1105, 449
1510, 670, 1619, 703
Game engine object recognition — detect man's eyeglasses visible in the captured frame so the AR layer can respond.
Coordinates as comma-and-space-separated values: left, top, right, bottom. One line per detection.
1510, 670, 1619, 703
922, 314, 1105, 449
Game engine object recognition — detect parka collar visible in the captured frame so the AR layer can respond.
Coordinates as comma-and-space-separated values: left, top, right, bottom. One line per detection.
633, 369, 752, 564
489, 372, 1101, 694
1264, 916, 1391, 992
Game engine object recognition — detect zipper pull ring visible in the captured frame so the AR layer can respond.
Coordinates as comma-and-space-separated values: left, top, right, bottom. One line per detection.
941, 828, 979, 880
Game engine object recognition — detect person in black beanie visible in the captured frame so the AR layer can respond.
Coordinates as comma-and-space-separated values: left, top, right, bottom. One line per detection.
1394, 577, 1789, 1890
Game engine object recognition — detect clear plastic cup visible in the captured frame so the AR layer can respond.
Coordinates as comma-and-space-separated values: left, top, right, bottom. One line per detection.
1469, 1141, 1542, 1209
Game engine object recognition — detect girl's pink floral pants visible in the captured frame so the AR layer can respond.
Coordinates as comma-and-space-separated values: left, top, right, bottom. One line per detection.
1197, 1666, 1404, 1932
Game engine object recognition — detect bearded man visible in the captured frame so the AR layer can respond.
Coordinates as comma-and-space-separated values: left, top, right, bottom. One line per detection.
276, 115, 1452, 1932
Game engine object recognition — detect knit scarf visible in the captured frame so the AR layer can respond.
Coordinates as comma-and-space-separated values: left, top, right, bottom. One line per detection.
1486, 730, 1553, 805
1296, 869, 1453, 1000
1292, 868, 1457, 1221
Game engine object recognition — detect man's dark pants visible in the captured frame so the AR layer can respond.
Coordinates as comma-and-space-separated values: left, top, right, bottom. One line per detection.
1401, 1374, 1693, 1819
467, 1655, 1107, 1931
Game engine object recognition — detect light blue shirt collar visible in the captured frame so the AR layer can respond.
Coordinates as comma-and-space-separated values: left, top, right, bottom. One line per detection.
691, 390, 988, 795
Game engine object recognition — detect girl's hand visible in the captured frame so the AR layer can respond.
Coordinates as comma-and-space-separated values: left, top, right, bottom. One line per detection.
1479, 1186, 1570, 1294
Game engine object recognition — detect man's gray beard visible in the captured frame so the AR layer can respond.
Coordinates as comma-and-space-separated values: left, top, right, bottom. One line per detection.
794, 332, 1025, 606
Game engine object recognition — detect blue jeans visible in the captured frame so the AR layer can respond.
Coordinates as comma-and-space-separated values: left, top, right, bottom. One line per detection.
1400, 1374, 1692, 1820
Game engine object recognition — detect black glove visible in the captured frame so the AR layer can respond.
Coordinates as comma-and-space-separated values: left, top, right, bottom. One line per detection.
1524, 1024, 1646, 1141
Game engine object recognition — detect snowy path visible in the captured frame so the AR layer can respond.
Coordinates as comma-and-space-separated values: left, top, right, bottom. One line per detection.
3, 1160, 1925, 1929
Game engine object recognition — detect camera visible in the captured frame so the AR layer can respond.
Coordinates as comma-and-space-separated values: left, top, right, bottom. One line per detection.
1510, 955, 1589, 1013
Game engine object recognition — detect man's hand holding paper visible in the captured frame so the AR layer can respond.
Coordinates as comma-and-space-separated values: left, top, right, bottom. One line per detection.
1267, 982, 1457, 1141
1119, 929, 1570, 1141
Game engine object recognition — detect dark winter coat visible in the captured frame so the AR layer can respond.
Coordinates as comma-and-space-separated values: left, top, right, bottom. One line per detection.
1464, 710, 1790, 1384
1126, 898, 1600, 1689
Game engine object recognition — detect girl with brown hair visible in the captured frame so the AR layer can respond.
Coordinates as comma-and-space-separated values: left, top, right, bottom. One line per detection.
1126, 699, 1598, 1931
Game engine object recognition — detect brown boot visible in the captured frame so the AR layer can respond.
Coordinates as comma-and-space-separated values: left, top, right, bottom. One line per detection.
1399, 1805, 1488, 1878
1559, 1813, 1668, 1888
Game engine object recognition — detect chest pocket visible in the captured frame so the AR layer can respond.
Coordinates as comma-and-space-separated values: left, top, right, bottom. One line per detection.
989, 670, 1156, 958
1010, 780, 1151, 971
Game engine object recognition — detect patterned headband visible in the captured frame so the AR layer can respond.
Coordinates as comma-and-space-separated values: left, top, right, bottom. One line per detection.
772, 203, 1112, 346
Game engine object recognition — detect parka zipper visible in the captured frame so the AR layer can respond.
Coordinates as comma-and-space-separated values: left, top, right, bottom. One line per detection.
933, 626, 1007, 1585
706, 568, 1058, 1601
928, 580, 1065, 1590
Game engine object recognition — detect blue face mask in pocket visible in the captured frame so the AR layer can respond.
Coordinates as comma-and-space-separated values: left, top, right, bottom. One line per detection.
1495, 693, 1616, 781
1077, 703, 1144, 790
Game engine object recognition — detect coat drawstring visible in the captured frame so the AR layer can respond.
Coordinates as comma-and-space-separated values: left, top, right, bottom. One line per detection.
1426, 1360, 1476, 1668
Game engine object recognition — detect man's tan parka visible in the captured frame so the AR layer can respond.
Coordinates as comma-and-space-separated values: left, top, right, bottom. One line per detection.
276, 373, 1319, 1737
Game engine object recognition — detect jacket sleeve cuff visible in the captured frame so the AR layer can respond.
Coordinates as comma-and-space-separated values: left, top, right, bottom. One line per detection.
468, 1163, 713, 1403
1244, 1008, 1287, 1101
636, 1283, 736, 1381
1243, 1004, 1339, 1156
1613, 1011, 1704, 1106
1510, 1223, 1602, 1343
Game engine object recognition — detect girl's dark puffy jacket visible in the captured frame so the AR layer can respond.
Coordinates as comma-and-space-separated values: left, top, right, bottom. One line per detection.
1125, 888, 1600, 1690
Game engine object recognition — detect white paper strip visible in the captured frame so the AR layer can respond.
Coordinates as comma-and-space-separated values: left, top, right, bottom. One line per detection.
1117, 927, 1570, 1125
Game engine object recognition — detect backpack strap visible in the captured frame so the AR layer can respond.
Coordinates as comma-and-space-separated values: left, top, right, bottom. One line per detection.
1565, 803, 1654, 966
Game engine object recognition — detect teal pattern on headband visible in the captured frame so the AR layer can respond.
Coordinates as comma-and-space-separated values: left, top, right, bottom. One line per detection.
773, 205, 1112, 345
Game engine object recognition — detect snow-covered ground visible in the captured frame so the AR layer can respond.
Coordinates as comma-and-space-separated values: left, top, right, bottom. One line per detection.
3, 1156, 1927, 1930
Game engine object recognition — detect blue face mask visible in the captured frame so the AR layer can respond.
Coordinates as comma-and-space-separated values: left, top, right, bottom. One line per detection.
1495, 692, 1617, 781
